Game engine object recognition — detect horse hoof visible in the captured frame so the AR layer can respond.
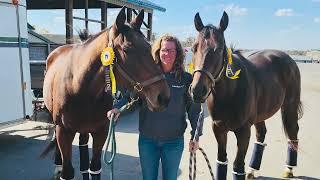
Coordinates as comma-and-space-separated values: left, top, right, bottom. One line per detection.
283, 171, 294, 178
246, 172, 255, 179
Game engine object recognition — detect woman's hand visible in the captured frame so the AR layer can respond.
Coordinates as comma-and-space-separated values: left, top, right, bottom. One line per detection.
189, 140, 199, 153
107, 108, 120, 121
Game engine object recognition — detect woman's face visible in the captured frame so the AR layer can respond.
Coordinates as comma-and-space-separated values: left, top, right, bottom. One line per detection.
160, 40, 177, 71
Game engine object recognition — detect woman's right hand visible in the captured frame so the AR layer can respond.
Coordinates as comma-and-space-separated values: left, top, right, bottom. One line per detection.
107, 108, 120, 121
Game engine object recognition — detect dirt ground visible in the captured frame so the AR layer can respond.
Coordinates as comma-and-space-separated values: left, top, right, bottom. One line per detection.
0, 63, 319, 180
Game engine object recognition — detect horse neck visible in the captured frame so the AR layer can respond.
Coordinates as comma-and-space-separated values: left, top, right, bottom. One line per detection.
215, 54, 243, 100
73, 30, 109, 96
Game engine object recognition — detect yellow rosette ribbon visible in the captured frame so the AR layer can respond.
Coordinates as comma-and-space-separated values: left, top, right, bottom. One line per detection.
101, 47, 116, 95
225, 48, 241, 80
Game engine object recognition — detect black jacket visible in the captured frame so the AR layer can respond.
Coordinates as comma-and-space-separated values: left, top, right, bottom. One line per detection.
114, 71, 204, 141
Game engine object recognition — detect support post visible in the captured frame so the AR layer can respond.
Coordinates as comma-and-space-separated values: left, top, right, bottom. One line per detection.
101, 1, 107, 30
127, 8, 132, 23
65, 0, 73, 44
85, 0, 88, 30
147, 12, 153, 41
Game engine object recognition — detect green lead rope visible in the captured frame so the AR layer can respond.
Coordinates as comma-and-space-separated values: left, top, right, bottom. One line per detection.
103, 96, 140, 180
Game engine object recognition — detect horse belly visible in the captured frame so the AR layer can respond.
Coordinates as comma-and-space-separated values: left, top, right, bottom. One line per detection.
256, 92, 285, 122
62, 109, 107, 132
60, 98, 111, 132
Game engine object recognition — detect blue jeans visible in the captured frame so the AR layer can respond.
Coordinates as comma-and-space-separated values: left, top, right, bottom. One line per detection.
138, 135, 184, 180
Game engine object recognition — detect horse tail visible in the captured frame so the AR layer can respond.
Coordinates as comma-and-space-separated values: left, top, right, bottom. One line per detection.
281, 61, 303, 139
39, 130, 56, 159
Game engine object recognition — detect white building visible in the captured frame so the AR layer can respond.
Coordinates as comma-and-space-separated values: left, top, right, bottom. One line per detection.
0, 0, 33, 125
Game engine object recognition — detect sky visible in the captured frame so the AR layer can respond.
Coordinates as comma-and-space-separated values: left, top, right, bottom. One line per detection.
27, 0, 320, 50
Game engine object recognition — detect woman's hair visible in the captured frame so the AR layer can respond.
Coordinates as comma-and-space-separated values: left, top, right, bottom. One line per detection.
151, 34, 185, 80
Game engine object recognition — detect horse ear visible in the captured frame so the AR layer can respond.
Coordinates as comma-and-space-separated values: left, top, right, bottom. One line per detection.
194, 12, 204, 32
114, 7, 126, 32
219, 11, 229, 32
130, 9, 144, 30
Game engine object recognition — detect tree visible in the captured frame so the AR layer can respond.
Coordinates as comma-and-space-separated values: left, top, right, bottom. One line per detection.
151, 32, 158, 43
181, 37, 195, 47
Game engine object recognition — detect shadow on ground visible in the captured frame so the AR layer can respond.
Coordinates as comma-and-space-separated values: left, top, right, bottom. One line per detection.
256, 176, 320, 180
0, 129, 183, 180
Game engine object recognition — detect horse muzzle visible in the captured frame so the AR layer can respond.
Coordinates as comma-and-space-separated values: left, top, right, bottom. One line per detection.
189, 83, 210, 103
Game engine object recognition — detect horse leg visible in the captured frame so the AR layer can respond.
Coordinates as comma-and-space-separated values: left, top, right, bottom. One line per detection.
79, 133, 90, 180
89, 127, 108, 180
233, 122, 251, 180
56, 125, 76, 180
212, 123, 228, 180
281, 101, 301, 178
247, 121, 267, 179
54, 139, 62, 180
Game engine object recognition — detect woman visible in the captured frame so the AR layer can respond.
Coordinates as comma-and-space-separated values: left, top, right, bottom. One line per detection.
107, 34, 204, 180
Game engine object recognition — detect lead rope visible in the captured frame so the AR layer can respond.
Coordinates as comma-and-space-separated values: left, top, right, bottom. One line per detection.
189, 106, 215, 180
103, 96, 140, 180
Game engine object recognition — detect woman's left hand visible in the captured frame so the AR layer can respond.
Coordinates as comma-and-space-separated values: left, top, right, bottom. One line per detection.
189, 140, 199, 153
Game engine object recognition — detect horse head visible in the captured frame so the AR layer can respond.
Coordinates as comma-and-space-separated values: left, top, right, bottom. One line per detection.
189, 11, 229, 103
109, 7, 170, 111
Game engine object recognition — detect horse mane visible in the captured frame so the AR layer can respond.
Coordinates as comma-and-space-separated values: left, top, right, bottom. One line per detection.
229, 43, 247, 60
78, 29, 91, 41
77, 28, 108, 44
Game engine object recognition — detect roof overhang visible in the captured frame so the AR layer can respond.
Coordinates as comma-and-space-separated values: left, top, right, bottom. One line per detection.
26, 0, 166, 13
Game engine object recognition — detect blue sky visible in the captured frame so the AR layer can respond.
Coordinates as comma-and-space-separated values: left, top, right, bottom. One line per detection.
27, 0, 320, 50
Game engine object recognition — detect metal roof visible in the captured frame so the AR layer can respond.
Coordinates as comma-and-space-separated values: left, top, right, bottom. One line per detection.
27, 0, 165, 13
117, 0, 165, 12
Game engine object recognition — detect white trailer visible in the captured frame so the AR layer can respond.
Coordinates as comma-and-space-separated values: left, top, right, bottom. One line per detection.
0, 0, 32, 126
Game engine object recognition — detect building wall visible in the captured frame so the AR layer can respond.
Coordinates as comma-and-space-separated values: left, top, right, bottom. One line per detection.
29, 45, 48, 60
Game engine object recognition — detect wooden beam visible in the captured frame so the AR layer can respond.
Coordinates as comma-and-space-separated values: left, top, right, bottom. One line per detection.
127, 8, 132, 23
101, 1, 107, 30
73, 16, 105, 24
132, 9, 149, 29
147, 12, 152, 41
65, 0, 73, 44
85, 0, 88, 30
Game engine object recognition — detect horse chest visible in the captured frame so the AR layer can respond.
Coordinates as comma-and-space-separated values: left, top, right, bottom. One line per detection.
57, 94, 111, 130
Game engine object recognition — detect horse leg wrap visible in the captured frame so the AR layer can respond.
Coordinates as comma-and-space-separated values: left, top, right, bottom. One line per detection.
79, 144, 89, 180
232, 171, 246, 180
54, 164, 62, 178
59, 177, 75, 180
286, 140, 298, 168
249, 142, 266, 171
80, 169, 89, 180
89, 168, 102, 180
215, 160, 228, 180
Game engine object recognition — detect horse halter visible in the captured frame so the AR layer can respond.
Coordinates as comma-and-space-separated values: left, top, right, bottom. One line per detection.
191, 46, 227, 98
114, 63, 165, 95
108, 32, 166, 96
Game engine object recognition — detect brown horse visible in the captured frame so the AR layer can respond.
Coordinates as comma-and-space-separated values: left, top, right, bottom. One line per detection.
41, 8, 170, 180
189, 12, 303, 180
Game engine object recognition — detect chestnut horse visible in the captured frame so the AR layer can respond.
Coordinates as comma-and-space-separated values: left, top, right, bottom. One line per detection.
189, 12, 302, 179
41, 8, 170, 180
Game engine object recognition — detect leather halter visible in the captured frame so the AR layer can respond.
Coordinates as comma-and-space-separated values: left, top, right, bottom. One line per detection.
114, 63, 165, 95
108, 31, 165, 96
192, 46, 227, 98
